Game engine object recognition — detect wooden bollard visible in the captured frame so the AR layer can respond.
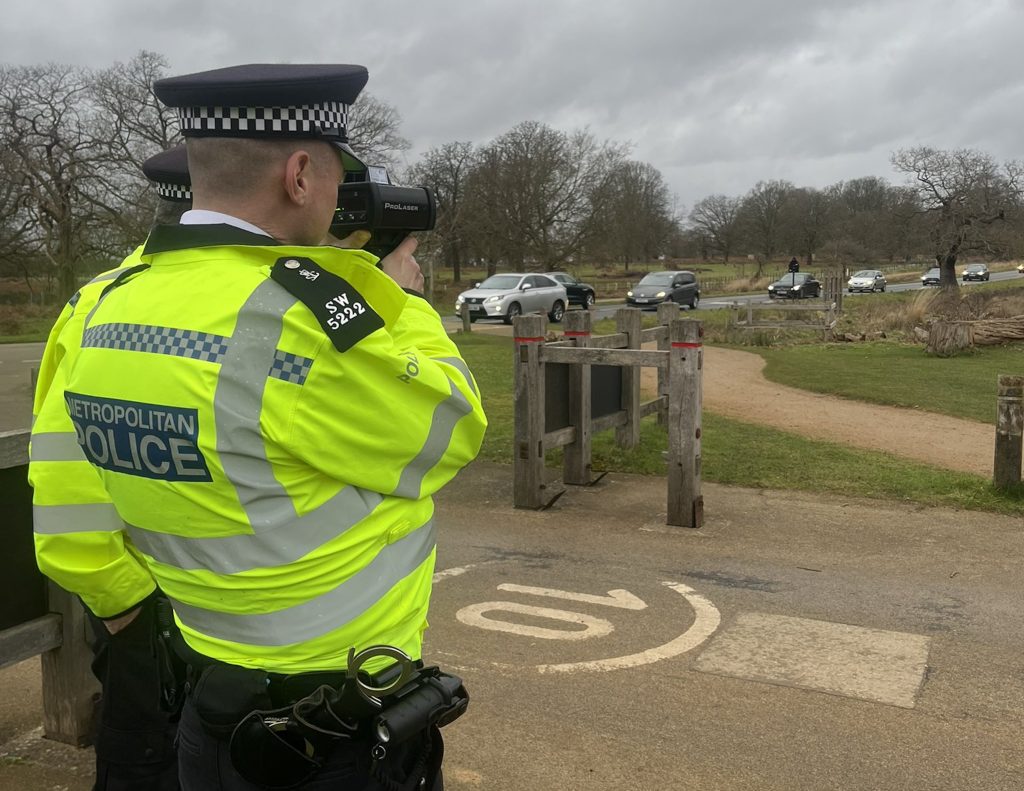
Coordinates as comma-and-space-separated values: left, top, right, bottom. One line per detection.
667, 319, 704, 528
460, 302, 472, 333
656, 303, 680, 426
615, 308, 642, 450
513, 314, 548, 508
562, 310, 593, 485
993, 374, 1024, 489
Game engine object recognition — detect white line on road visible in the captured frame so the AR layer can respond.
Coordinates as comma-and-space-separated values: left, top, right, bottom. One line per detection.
497, 583, 647, 610
536, 581, 721, 673
457, 601, 615, 641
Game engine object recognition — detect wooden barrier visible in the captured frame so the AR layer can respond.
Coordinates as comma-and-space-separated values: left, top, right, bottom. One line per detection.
513, 307, 704, 528
994, 374, 1024, 489
730, 299, 838, 340
0, 430, 98, 746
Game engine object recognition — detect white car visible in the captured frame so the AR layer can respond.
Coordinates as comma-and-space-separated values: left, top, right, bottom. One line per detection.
847, 270, 886, 293
455, 273, 568, 325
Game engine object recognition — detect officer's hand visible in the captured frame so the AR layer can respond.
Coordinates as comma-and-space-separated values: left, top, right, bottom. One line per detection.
380, 236, 424, 294
103, 607, 141, 635
322, 230, 372, 249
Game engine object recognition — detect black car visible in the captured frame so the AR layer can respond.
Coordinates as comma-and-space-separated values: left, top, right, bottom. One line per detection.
961, 263, 990, 282
921, 267, 941, 286
626, 271, 700, 309
546, 272, 597, 309
767, 272, 821, 299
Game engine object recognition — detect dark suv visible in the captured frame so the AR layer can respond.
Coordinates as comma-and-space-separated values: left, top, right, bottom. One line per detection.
626, 271, 700, 309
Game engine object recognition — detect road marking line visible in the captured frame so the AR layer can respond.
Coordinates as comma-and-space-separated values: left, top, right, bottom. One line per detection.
536, 581, 720, 673
456, 601, 614, 641
497, 583, 647, 610
433, 564, 476, 582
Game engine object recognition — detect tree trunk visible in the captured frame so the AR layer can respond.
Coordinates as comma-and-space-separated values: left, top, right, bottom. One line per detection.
927, 321, 974, 357
939, 251, 960, 291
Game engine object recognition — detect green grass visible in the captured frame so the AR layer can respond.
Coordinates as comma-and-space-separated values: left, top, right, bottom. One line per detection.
754, 342, 1024, 424
454, 334, 1024, 514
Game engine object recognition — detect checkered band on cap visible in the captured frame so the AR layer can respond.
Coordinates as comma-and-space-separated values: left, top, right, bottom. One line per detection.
156, 183, 192, 202
178, 102, 350, 137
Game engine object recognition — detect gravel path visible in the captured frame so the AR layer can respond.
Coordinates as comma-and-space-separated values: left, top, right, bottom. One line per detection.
671, 346, 994, 477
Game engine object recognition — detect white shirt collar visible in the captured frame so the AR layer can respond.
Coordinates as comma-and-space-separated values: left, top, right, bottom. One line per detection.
179, 209, 272, 238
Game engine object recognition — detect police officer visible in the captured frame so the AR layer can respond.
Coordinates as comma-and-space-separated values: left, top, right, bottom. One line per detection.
30, 146, 193, 791
30, 64, 486, 790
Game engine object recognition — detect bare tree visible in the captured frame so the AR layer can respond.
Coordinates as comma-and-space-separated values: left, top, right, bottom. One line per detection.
346, 93, 410, 172
740, 179, 794, 276
408, 141, 475, 283
892, 147, 1022, 289
462, 121, 627, 271
785, 186, 836, 268
689, 194, 742, 262
0, 63, 128, 300
595, 161, 677, 268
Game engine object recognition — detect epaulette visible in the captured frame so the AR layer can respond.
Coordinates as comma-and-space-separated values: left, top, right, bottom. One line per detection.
270, 256, 384, 352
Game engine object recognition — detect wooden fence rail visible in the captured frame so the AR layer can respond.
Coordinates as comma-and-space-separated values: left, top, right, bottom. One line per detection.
0, 430, 98, 747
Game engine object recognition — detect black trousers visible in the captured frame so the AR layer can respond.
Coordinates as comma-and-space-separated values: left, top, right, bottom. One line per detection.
177, 698, 444, 790
86, 593, 183, 791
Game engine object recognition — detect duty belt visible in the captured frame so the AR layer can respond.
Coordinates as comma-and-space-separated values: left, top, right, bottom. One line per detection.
183, 645, 468, 789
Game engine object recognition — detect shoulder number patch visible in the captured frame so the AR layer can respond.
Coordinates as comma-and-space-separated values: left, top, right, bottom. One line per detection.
271, 256, 384, 353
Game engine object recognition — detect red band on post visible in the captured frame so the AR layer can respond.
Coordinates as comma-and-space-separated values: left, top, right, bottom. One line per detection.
515, 337, 546, 343
672, 342, 703, 348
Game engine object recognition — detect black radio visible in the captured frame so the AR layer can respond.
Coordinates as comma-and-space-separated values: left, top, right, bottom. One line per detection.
331, 167, 436, 259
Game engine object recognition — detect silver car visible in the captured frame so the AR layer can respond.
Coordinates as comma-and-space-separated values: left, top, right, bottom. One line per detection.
455, 273, 568, 324
847, 269, 887, 293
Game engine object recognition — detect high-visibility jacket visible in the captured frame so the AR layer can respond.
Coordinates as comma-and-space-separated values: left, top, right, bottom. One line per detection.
30, 249, 158, 617
31, 225, 486, 673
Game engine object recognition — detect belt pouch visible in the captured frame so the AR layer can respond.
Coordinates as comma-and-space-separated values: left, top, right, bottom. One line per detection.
190, 663, 272, 739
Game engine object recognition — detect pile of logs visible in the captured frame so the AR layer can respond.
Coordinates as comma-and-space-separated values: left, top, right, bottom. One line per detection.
923, 315, 1024, 356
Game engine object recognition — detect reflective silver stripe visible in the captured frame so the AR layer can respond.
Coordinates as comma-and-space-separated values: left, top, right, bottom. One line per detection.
433, 356, 478, 397
125, 485, 382, 574
392, 377, 473, 499
34, 502, 122, 534
86, 270, 123, 286
29, 432, 84, 462
168, 520, 436, 646
213, 280, 300, 529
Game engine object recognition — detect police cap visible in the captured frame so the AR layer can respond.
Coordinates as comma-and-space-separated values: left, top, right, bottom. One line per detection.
153, 64, 368, 173
141, 145, 191, 203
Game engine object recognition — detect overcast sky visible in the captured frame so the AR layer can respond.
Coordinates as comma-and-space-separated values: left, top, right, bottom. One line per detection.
3, 0, 1023, 211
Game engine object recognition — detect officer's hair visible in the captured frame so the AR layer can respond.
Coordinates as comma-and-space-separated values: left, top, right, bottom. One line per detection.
186, 138, 335, 199
153, 198, 190, 226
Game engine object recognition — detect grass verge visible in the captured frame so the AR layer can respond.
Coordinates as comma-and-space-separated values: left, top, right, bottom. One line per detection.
454, 333, 1023, 514
754, 341, 1024, 424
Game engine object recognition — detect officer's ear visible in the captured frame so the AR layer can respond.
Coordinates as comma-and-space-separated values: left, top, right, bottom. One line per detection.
283, 149, 315, 208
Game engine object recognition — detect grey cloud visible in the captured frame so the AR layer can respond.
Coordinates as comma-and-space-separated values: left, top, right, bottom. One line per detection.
2, 0, 1022, 206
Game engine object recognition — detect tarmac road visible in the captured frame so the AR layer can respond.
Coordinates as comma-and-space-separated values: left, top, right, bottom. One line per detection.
2, 464, 1023, 790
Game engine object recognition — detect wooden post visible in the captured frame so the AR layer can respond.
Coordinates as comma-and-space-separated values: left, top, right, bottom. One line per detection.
666, 319, 704, 528
656, 302, 680, 426
41, 583, 100, 746
513, 314, 548, 508
459, 301, 472, 333
615, 308, 642, 449
563, 310, 593, 485
994, 374, 1024, 489
746, 300, 753, 327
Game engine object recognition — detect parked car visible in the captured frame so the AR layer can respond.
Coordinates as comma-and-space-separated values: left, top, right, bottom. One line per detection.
767, 272, 821, 299
961, 263, 990, 281
847, 269, 887, 293
921, 267, 942, 286
625, 271, 700, 309
455, 273, 568, 324
1018, 262, 1024, 275
545, 271, 597, 309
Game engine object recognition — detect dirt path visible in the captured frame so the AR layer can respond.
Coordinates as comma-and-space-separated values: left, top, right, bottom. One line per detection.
642, 346, 994, 477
